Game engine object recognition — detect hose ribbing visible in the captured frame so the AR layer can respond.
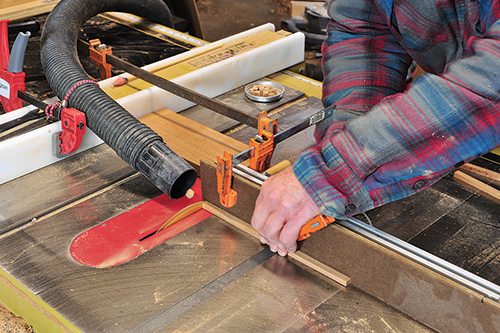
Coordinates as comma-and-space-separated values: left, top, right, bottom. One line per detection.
41, 0, 197, 198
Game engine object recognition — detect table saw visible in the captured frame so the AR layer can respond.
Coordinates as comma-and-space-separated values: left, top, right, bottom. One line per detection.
1, 2, 500, 332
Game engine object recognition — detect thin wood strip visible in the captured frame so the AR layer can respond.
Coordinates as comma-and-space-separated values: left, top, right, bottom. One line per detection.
202, 201, 351, 286
459, 163, 500, 188
454, 170, 500, 205
156, 201, 204, 232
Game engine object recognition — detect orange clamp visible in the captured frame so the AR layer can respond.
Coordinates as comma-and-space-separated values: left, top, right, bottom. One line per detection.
216, 112, 278, 206
216, 151, 237, 207
257, 111, 278, 135
297, 214, 335, 241
249, 131, 275, 172
249, 112, 278, 172
89, 39, 112, 80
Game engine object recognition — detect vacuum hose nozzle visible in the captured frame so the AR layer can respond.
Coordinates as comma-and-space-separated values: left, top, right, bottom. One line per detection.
40, 0, 197, 198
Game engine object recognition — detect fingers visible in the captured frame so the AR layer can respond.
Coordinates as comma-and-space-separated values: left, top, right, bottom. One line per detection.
262, 210, 287, 255
251, 195, 271, 244
279, 216, 304, 253
251, 176, 280, 244
250, 166, 322, 256
252, 201, 292, 256
256, 210, 302, 256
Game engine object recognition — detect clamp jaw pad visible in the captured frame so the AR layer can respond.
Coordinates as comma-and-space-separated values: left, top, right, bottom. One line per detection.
53, 108, 86, 157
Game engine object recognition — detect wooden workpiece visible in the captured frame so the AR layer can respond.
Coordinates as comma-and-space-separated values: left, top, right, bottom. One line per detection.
202, 201, 351, 287
200, 157, 500, 333
454, 170, 500, 205
139, 108, 248, 172
459, 162, 500, 188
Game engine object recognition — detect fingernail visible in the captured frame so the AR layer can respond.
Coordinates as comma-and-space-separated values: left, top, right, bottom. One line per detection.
259, 235, 268, 244
286, 247, 296, 254
269, 243, 277, 252
278, 248, 287, 257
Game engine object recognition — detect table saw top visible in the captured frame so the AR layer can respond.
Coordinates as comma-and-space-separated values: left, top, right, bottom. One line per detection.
0, 11, 499, 333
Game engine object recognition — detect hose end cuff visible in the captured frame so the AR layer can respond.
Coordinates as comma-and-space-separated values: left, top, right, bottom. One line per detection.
136, 141, 197, 199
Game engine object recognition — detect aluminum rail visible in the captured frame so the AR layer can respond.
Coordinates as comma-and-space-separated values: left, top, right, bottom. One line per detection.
233, 143, 500, 302
339, 216, 500, 302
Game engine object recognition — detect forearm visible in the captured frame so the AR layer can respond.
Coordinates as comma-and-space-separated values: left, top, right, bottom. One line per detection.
321, 0, 412, 113
297, 19, 500, 217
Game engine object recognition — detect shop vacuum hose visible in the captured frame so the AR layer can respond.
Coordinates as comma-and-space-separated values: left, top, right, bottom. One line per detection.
41, 0, 197, 199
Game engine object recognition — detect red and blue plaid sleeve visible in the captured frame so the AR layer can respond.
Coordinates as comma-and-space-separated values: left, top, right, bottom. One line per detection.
293, 0, 500, 218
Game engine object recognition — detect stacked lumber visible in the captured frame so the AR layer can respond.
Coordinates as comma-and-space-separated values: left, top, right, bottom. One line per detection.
0, 0, 60, 21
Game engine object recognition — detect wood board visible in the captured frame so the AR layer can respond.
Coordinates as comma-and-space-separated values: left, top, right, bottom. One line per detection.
202, 201, 351, 287
200, 158, 500, 333
459, 163, 500, 188
139, 108, 248, 171
454, 170, 500, 205
0, 0, 60, 21
300, 224, 500, 333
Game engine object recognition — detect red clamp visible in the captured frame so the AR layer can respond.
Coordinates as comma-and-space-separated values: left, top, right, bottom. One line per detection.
0, 20, 26, 112
89, 39, 112, 80
53, 108, 86, 157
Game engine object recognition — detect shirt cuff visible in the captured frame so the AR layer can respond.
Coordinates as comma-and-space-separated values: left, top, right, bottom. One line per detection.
292, 141, 374, 218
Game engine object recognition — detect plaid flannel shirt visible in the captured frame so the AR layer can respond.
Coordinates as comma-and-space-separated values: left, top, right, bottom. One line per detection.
293, 0, 500, 218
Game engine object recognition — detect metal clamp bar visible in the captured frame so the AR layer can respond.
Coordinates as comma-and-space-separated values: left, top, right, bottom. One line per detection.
233, 147, 253, 166
77, 38, 259, 127
234, 164, 266, 185
105, 53, 259, 128
274, 104, 334, 143
18, 90, 48, 110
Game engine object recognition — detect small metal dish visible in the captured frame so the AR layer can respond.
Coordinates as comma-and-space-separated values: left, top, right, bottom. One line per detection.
245, 81, 284, 103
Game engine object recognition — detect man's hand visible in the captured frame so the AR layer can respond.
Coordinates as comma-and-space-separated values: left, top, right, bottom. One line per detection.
251, 166, 321, 256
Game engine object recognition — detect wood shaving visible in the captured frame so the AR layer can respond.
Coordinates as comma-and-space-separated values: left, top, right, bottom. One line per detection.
248, 84, 281, 97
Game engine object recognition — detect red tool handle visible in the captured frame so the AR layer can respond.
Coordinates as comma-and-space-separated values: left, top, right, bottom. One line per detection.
0, 20, 10, 71
0, 70, 25, 112
0, 20, 26, 112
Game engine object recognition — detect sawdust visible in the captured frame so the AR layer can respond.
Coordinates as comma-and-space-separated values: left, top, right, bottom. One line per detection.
197, 0, 291, 16
0, 303, 34, 333
271, 0, 292, 15
195, 0, 215, 14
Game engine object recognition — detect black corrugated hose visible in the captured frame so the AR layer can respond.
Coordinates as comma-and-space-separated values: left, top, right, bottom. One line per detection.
40, 0, 197, 199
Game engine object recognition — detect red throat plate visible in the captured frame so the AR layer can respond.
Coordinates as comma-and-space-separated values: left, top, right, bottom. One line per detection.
70, 179, 211, 268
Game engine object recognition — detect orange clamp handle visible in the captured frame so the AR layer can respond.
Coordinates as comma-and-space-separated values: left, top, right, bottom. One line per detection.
249, 130, 275, 172
297, 214, 335, 241
89, 39, 112, 80
257, 111, 278, 135
249, 111, 278, 172
216, 151, 237, 207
